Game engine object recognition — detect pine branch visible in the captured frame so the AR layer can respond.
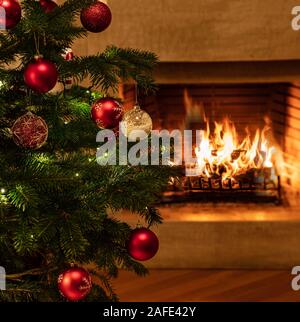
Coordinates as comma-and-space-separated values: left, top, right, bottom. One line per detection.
62, 46, 158, 92
59, 219, 89, 261
6, 266, 57, 280
7, 185, 39, 212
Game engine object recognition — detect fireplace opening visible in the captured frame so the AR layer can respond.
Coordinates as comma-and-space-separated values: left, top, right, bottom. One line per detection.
121, 82, 300, 206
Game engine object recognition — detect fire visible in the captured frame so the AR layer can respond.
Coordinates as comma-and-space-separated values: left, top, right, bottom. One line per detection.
194, 118, 276, 179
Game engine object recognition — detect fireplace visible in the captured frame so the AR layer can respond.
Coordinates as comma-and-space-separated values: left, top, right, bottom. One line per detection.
121, 81, 300, 206
116, 61, 300, 269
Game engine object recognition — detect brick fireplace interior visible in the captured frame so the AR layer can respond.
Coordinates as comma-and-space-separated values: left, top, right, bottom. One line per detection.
122, 81, 300, 207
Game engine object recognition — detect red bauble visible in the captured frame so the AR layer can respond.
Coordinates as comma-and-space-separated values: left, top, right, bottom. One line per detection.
58, 267, 92, 301
0, 0, 22, 29
39, 0, 57, 13
24, 57, 58, 93
80, 1, 112, 33
127, 228, 159, 261
12, 112, 48, 149
91, 97, 123, 129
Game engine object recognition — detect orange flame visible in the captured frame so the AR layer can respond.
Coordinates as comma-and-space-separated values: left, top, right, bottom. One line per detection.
194, 118, 276, 179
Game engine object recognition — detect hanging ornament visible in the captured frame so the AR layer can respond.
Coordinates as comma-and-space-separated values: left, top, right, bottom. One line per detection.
62, 48, 74, 90
11, 112, 48, 149
63, 48, 74, 62
122, 104, 153, 139
39, 0, 57, 13
24, 57, 58, 93
127, 227, 159, 261
80, 1, 112, 33
0, 0, 22, 29
58, 267, 92, 301
91, 97, 123, 129
50, 48, 73, 94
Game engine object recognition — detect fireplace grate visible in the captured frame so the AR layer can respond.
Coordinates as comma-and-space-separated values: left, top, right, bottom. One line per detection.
162, 169, 281, 204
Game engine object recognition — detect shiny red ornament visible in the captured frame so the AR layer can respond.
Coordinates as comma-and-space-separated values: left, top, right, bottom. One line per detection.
91, 97, 123, 129
11, 112, 48, 149
80, 1, 112, 33
24, 57, 58, 93
127, 228, 159, 261
39, 0, 57, 13
0, 0, 22, 29
58, 267, 92, 301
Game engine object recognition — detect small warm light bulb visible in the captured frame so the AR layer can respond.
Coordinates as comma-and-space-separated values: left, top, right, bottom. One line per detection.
88, 158, 92, 162
64, 121, 69, 125
75, 173, 79, 177
0, 188, 6, 194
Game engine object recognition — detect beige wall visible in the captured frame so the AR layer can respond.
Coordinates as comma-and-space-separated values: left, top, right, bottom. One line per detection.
71, 0, 300, 62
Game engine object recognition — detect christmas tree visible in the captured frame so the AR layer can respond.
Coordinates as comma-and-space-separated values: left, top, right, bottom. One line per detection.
0, 0, 173, 301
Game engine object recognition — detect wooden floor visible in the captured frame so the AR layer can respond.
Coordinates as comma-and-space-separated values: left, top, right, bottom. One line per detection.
114, 269, 300, 302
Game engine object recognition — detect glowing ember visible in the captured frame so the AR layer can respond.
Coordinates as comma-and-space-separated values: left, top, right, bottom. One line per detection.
194, 118, 276, 179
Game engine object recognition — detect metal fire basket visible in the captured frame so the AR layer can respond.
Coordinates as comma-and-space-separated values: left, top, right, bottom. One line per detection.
162, 168, 281, 204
